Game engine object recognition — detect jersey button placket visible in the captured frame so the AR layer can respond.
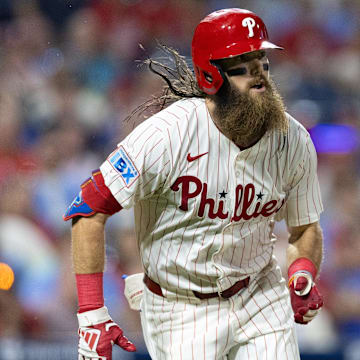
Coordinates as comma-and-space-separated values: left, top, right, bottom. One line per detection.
212, 225, 229, 280
234, 152, 243, 179
229, 153, 242, 220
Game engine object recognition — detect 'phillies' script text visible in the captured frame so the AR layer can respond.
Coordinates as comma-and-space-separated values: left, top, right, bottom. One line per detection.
171, 176, 284, 221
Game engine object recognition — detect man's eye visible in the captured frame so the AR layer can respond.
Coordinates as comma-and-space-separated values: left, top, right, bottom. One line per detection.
226, 68, 247, 76
263, 63, 269, 71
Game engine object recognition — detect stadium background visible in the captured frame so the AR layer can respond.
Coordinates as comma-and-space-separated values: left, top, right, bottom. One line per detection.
0, 0, 359, 359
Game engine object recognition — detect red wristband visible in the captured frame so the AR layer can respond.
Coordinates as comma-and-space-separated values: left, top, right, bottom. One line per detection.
76, 272, 104, 313
288, 257, 317, 283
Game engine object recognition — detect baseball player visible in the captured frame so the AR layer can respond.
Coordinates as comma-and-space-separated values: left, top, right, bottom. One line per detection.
64, 8, 324, 360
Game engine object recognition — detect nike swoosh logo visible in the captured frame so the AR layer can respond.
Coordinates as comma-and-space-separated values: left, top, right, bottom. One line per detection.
187, 152, 208, 162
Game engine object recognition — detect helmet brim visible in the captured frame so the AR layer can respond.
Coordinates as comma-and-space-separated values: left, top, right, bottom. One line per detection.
210, 40, 283, 61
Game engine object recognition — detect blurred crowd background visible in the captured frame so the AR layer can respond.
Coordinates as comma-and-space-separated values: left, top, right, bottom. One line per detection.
0, 0, 359, 359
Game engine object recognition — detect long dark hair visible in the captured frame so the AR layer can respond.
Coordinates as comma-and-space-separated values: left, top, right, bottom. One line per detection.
125, 43, 206, 122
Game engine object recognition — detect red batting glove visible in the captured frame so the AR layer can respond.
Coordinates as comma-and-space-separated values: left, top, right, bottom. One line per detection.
288, 258, 324, 325
77, 306, 136, 360
289, 274, 324, 324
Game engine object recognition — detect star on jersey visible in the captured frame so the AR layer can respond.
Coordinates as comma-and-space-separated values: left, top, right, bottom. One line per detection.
219, 190, 227, 199
256, 192, 264, 200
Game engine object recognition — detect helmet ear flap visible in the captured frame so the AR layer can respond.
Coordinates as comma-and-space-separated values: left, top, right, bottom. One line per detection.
203, 71, 214, 84
211, 61, 227, 81
194, 62, 225, 95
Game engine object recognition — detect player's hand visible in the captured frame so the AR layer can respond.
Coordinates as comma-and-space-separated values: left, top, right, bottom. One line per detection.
288, 272, 323, 324
77, 306, 136, 359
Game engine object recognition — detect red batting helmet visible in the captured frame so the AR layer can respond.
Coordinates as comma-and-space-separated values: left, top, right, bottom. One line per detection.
192, 8, 283, 95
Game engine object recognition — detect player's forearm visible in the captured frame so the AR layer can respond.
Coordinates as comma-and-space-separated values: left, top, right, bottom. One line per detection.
287, 221, 323, 273
72, 213, 109, 274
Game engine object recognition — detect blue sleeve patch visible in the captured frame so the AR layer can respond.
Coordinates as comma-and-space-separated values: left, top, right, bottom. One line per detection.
109, 146, 139, 187
63, 191, 96, 221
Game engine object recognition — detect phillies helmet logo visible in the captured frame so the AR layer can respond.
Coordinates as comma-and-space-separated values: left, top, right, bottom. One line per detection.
242, 17, 256, 37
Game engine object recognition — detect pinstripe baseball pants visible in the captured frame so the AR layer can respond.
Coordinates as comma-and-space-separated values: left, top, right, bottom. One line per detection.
140, 265, 300, 360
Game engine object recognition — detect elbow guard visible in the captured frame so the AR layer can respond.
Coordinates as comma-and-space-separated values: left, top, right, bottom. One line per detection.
63, 169, 122, 221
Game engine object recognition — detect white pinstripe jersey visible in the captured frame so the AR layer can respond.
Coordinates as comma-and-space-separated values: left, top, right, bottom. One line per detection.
100, 98, 323, 297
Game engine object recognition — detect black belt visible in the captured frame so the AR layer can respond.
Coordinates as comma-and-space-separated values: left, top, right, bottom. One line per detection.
143, 274, 249, 300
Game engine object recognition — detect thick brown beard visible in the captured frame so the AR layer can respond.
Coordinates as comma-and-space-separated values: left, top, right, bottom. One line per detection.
211, 77, 288, 148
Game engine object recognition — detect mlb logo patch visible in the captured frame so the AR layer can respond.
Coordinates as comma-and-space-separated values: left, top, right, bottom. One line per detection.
109, 146, 139, 187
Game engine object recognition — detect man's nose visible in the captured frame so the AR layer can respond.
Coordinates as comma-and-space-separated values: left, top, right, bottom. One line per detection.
249, 61, 263, 76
